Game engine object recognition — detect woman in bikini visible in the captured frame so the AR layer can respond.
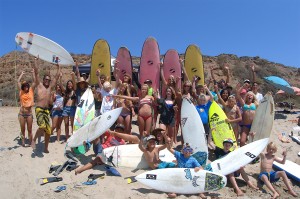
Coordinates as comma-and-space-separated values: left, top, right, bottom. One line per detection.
17, 70, 36, 147
50, 75, 64, 142
62, 72, 77, 141
113, 84, 155, 136
236, 83, 258, 146
113, 83, 135, 134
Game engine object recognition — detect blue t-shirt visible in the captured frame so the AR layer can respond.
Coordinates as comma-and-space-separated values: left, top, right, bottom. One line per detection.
195, 100, 212, 124
174, 151, 200, 168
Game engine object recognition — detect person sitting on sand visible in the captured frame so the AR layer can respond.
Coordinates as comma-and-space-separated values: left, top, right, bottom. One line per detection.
166, 141, 205, 198
259, 142, 297, 198
213, 138, 258, 196
75, 123, 126, 175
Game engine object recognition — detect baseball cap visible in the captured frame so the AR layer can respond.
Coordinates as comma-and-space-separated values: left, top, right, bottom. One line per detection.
144, 79, 152, 84
223, 138, 234, 145
244, 79, 251, 84
146, 135, 156, 142
114, 123, 125, 130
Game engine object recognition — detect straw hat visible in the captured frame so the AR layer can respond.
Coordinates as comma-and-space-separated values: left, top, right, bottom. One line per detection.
77, 77, 89, 87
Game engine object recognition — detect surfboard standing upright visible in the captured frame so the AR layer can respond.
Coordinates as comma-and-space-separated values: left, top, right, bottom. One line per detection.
249, 92, 274, 142
90, 39, 111, 85
161, 49, 181, 98
181, 98, 208, 166
115, 47, 132, 82
140, 37, 160, 91
184, 44, 204, 85
15, 32, 74, 66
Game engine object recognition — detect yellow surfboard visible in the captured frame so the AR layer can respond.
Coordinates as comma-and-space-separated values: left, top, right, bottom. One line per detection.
90, 39, 111, 85
184, 44, 204, 85
209, 101, 237, 151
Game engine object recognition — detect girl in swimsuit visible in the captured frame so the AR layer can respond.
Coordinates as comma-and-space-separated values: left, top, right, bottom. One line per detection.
62, 72, 77, 141
113, 84, 155, 136
113, 83, 135, 134
50, 78, 64, 142
17, 70, 36, 147
236, 83, 258, 146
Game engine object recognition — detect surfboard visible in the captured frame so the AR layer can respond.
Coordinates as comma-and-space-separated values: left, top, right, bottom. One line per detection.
15, 32, 74, 66
73, 87, 95, 131
273, 160, 300, 182
184, 44, 204, 85
115, 47, 132, 82
161, 49, 181, 97
181, 98, 208, 166
209, 101, 237, 151
67, 108, 122, 148
90, 39, 111, 85
100, 144, 175, 169
140, 37, 160, 91
208, 138, 269, 176
249, 93, 274, 142
136, 168, 227, 194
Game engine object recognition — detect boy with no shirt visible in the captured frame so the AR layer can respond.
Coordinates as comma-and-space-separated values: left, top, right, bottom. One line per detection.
31, 57, 60, 153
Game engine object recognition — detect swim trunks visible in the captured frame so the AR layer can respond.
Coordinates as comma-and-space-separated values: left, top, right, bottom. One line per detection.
157, 161, 176, 169
35, 106, 51, 135
258, 171, 279, 184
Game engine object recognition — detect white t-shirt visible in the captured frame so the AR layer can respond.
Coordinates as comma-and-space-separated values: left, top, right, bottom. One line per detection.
98, 88, 118, 114
255, 92, 264, 103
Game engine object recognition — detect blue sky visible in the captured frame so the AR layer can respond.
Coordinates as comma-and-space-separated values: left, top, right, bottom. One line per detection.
1, 0, 300, 68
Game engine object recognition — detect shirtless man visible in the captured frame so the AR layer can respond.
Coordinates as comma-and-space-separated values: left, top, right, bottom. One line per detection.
138, 132, 176, 169
259, 142, 297, 198
31, 57, 60, 153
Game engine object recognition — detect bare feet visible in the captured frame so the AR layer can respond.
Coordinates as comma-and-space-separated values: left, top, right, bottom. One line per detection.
288, 190, 298, 197
199, 193, 207, 198
167, 193, 177, 198
272, 191, 279, 199
44, 149, 49, 153
247, 182, 259, 190
235, 189, 244, 196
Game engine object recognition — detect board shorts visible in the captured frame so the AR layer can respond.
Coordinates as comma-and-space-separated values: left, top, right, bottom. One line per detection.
62, 106, 76, 117
258, 171, 279, 184
52, 110, 63, 117
157, 161, 176, 169
35, 106, 51, 135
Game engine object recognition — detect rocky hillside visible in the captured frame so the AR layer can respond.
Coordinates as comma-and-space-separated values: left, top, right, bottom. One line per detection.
1, 51, 299, 106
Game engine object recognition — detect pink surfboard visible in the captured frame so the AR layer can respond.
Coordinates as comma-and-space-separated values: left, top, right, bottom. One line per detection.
162, 49, 181, 98
115, 47, 132, 82
140, 37, 160, 91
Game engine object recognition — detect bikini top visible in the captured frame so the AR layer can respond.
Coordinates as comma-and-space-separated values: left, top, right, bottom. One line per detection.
139, 98, 152, 107
243, 103, 256, 111
166, 103, 174, 109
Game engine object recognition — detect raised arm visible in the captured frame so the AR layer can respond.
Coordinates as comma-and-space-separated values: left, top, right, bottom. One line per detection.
17, 71, 25, 90
224, 64, 230, 85
235, 83, 245, 106
250, 64, 256, 83
215, 85, 226, 107
180, 58, 189, 82
75, 60, 81, 81
138, 135, 147, 152
210, 65, 216, 82
157, 131, 168, 151
112, 94, 139, 102
50, 63, 61, 88
113, 66, 121, 88
274, 150, 287, 164
165, 137, 175, 154
204, 84, 213, 102
96, 69, 103, 90
160, 62, 168, 86
33, 57, 40, 86
71, 71, 77, 91
58, 72, 64, 92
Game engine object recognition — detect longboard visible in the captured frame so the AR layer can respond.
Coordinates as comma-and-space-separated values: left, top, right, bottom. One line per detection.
249, 93, 274, 142
115, 47, 132, 82
184, 44, 204, 85
90, 39, 111, 85
181, 98, 208, 166
136, 168, 227, 194
140, 37, 160, 90
273, 160, 300, 182
162, 49, 181, 97
15, 32, 74, 66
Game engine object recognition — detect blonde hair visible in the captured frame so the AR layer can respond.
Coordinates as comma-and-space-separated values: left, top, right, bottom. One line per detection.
266, 142, 277, 153
103, 81, 112, 90
246, 91, 258, 103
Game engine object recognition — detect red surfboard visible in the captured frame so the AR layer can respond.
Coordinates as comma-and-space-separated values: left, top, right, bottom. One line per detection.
162, 49, 181, 98
115, 47, 132, 82
140, 37, 160, 91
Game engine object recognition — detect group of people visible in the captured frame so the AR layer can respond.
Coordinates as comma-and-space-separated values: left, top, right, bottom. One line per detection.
17, 57, 297, 198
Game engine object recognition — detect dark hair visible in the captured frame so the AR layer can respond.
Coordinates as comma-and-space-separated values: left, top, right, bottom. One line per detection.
21, 82, 30, 90
220, 88, 231, 102
43, 74, 51, 80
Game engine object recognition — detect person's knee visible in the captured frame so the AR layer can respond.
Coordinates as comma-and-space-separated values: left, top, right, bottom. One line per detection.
261, 175, 268, 182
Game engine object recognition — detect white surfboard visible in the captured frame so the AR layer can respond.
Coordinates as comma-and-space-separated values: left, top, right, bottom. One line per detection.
181, 98, 208, 166
67, 108, 122, 148
273, 160, 300, 182
15, 32, 74, 66
209, 138, 269, 176
249, 93, 274, 142
73, 88, 95, 132
100, 144, 175, 169
136, 168, 227, 194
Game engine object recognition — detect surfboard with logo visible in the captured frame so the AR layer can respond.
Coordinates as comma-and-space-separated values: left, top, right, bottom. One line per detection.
140, 37, 160, 91
90, 39, 111, 85
209, 101, 237, 150
136, 168, 227, 194
161, 49, 181, 97
15, 32, 74, 66
115, 47, 132, 82
273, 160, 300, 182
184, 44, 204, 85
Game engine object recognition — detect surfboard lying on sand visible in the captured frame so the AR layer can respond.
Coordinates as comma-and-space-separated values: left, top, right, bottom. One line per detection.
181, 98, 208, 166
273, 160, 300, 182
115, 47, 132, 82
15, 32, 74, 66
184, 44, 204, 85
208, 138, 269, 176
136, 168, 227, 194
209, 101, 237, 151
67, 108, 122, 148
73, 87, 95, 131
249, 93, 274, 142
100, 144, 175, 169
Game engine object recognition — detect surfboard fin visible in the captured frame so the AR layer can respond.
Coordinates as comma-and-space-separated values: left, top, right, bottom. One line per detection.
87, 173, 105, 181
39, 177, 63, 185
125, 176, 137, 184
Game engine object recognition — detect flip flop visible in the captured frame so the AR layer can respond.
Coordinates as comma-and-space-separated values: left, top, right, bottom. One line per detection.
66, 164, 79, 172
82, 180, 97, 185
54, 185, 66, 192
87, 173, 105, 181
49, 165, 61, 173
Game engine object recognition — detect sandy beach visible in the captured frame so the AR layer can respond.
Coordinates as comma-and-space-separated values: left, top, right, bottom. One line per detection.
0, 106, 299, 199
